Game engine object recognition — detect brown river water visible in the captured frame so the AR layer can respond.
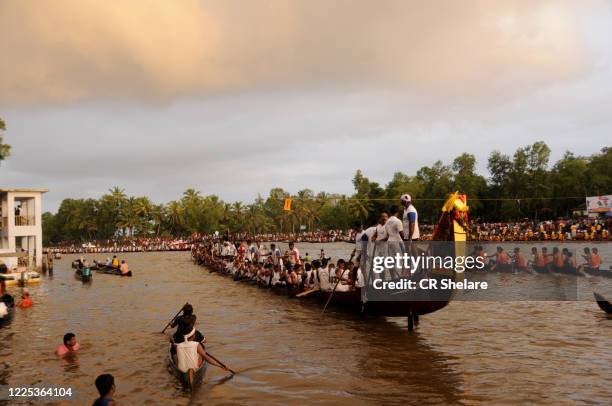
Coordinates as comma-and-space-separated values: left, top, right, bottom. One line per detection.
1, 242, 611, 405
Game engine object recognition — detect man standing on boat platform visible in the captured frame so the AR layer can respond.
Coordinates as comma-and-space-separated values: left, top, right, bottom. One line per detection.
400, 194, 420, 242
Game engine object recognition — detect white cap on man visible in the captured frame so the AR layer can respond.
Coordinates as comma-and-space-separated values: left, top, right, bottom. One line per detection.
400, 194, 412, 204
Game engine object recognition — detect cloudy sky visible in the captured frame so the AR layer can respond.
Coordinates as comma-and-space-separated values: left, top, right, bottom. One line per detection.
1, 0, 611, 211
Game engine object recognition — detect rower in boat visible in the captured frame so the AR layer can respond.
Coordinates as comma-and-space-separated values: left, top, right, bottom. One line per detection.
172, 328, 207, 372
284, 242, 301, 267
551, 247, 564, 273
170, 304, 205, 343
270, 244, 282, 270
530, 247, 547, 273
317, 259, 333, 291
284, 264, 300, 288
119, 260, 130, 276
170, 328, 231, 386
111, 255, 120, 269
489, 246, 511, 272
270, 265, 283, 286
565, 251, 579, 274
474, 246, 488, 271
579, 247, 602, 274
512, 247, 527, 272
542, 247, 553, 272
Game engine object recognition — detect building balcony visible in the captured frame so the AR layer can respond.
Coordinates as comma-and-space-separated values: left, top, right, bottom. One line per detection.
15, 216, 35, 226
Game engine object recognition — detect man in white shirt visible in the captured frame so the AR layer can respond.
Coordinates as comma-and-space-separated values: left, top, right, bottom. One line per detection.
385, 211, 403, 242
354, 225, 365, 261
401, 194, 420, 241
385, 209, 404, 279
284, 242, 300, 266
270, 244, 283, 271
371, 213, 389, 280
175, 329, 205, 373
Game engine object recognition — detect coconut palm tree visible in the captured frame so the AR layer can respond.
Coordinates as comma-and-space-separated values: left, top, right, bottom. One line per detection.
165, 201, 186, 235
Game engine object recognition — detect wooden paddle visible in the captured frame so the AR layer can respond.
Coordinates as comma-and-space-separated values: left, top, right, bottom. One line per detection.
296, 287, 320, 297
161, 303, 188, 334
204, 351, 236, 374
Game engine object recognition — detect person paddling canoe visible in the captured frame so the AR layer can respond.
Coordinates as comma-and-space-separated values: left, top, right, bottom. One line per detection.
171, 304, 204, 343
172, 328, 231, 374
119, 260, 130, 276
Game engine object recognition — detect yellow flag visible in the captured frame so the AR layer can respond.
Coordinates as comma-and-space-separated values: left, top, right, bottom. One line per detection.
283, 198, 292, 211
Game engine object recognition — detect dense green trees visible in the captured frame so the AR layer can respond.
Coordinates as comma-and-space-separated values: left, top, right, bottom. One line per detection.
43, 142, 612, 244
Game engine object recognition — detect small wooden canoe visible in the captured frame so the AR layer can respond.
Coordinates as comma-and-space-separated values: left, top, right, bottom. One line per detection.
167, 344, 207, 390
594, 292, 612, 314
582, 267, 612, 278
93, 264, 132, 277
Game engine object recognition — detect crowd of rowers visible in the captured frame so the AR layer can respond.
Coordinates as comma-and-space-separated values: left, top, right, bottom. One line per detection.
193, 240, 364, 292
470, 245, 604, 274
193, 194, 431, 290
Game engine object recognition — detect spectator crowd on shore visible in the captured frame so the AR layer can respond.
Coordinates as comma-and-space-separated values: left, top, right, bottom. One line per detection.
44, 218, 610, 254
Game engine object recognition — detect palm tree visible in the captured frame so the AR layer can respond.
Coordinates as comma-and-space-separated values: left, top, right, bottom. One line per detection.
118, 197, 140, 236
230, 202, 245, 232
150, 204, 165, 236
108, 186, 127, 204
165, 201, 186, 235
182, 188, 201, 203
347, 197, 372, 226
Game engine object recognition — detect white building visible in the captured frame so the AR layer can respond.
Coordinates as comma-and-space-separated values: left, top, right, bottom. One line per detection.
0, 188, 48, 269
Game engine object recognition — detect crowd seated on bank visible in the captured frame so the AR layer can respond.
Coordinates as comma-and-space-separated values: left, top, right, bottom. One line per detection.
44, 217, 610, 254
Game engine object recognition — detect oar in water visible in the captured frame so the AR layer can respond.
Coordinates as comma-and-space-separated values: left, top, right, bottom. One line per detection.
161, 303, 188, 334
203, 350, 236, 374
200, 343, 236, 375
296, 287, 320, 298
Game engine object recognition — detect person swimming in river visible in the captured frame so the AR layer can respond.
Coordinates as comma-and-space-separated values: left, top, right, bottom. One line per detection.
56, 332, 80, 357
